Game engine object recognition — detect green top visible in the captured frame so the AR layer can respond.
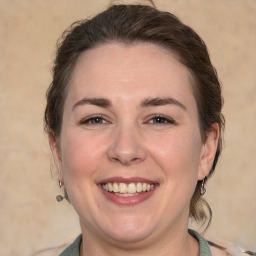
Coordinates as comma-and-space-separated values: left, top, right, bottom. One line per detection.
59, 229, 212, 256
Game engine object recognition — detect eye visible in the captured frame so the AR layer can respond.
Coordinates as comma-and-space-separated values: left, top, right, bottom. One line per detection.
80, 115, 109, 125
148, 115, 176, 125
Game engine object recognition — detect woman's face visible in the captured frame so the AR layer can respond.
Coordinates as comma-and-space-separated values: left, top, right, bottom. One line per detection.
51, 43, 218, 244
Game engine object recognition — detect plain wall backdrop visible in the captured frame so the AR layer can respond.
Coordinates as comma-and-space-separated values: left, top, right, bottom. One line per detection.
0, 0, 255, 255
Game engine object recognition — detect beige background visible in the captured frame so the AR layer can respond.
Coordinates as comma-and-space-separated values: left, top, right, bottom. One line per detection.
0, 0, 255, 255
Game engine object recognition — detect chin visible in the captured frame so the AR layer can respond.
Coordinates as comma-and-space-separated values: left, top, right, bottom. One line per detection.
100, 215, 155, 244
106, 228, 152, 244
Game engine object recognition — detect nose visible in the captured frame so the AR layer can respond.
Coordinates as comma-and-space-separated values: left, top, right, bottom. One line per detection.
107, 125, 147, 165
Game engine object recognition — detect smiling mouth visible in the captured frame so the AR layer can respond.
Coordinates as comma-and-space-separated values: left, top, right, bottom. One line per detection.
101, 182, 155, 197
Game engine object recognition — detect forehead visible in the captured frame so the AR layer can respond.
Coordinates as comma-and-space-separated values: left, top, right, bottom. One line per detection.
67, 42, 195, 106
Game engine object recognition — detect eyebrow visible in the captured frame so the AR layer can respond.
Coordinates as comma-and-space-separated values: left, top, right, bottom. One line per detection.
72, 97, 112, 110
141, 97, 187, 111
72, 97, 187, 111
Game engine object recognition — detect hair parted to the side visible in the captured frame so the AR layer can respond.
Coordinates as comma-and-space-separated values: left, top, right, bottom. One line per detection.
44, 3, 224, 229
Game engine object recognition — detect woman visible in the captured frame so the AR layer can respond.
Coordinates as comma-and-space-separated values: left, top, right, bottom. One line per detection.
44, 2, 253, 256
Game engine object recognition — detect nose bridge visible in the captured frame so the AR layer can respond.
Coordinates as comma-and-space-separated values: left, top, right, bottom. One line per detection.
107, 121, 146, 165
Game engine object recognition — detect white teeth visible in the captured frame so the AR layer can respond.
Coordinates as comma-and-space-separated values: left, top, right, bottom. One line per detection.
119, 183, 128, 193
113, 183, 119, 193
102, 182, 155, 194
107, 183, 113, 192
137, 182, 142, 192
128, 183, 137, 193
142, 183, 147, 192
114, 192, 139, 197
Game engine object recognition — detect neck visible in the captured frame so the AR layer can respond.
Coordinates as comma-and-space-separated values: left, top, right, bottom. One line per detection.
79, 223, 199, 256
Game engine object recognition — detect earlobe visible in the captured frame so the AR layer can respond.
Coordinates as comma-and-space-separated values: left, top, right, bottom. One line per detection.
198, 123, 220, 180
48, 133, 64, 183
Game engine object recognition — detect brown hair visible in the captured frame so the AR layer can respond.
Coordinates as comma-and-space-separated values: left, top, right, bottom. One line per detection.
44, 3, 224, 227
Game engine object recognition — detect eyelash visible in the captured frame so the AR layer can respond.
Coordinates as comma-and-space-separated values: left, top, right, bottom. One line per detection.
80, 115, 109, 125
147, 115, 176, 125
80, 115, 176, 126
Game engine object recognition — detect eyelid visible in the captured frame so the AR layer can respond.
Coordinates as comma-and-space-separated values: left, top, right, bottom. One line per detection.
146, 114, 177, 125
79, 114, 176, 126
79, 114, 110, 125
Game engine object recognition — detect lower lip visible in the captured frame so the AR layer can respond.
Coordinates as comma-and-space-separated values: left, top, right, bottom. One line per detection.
99, 185, 158, 206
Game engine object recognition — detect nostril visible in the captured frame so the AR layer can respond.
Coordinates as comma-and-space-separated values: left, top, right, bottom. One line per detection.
110, 156, 141, 165
107, 130, 147, 165
108, 149, 146, 165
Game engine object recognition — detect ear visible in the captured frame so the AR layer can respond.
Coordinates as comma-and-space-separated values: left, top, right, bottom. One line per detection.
198, 123, 220, 180
48, 133, 64, 184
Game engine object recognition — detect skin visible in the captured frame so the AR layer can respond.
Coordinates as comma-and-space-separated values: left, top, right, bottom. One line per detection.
50, 42, 219, 256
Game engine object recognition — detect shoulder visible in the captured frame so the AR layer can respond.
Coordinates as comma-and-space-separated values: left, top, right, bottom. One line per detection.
189, 229, 254, 256
210, 245, 228, 256
58, 234, 82, 256
32, 243, 69, 256
208, 239, 255, 256
33, 235, 82, 256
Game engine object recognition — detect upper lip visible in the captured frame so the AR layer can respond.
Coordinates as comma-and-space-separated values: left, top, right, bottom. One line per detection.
98, 176, 158, 184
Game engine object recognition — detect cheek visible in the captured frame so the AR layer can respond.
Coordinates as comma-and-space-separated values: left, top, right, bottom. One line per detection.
148, 130, 202, 181
60, 131, 107, 179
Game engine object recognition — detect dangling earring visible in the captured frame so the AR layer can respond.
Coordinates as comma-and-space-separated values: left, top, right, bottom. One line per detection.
200, 178, 206, 196
56, 181, 64, 202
